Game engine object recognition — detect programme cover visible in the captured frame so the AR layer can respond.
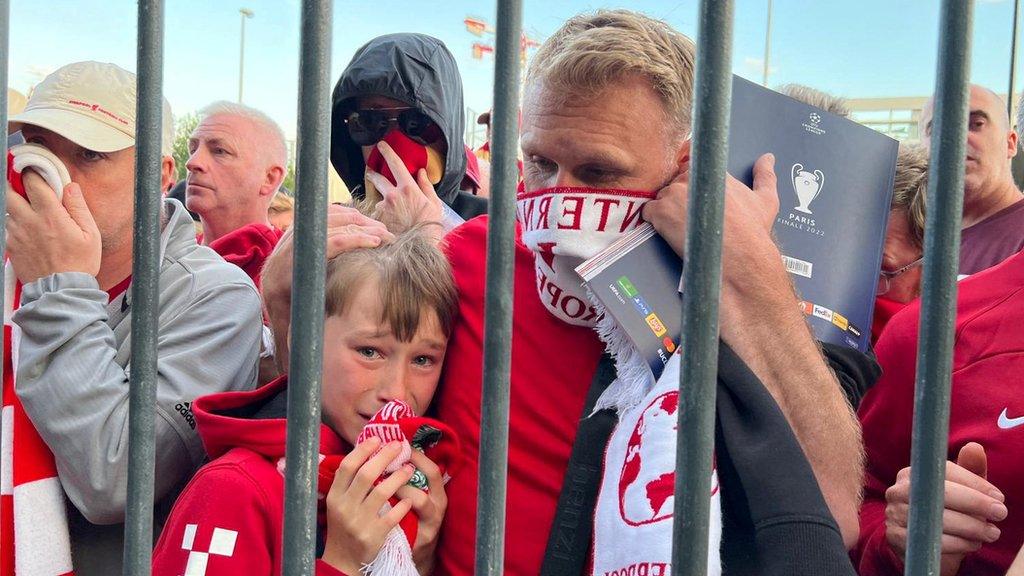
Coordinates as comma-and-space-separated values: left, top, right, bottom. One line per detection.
577, 77, 897, 377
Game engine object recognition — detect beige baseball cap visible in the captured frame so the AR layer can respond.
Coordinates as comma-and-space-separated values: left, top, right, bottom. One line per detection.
9, 61, 174, 156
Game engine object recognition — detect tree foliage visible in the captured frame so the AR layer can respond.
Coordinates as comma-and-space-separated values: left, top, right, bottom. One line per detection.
172, 112, 200, 182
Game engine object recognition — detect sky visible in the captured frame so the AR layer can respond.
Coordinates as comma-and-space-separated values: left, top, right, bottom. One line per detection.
7, 0, 1023, 142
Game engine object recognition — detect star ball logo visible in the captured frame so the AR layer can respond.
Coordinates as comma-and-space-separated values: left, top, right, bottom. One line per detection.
802, 111, 826, 135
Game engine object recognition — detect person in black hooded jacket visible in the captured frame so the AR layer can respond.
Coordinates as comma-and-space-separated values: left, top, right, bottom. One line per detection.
330, 33, 489, 221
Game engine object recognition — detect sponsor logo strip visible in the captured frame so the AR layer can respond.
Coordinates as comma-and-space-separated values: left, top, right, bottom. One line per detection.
645, 313, 667, 337
617, 276, 639, 298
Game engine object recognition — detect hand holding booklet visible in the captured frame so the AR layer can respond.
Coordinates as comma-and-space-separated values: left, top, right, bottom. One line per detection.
576, 77, 898, 379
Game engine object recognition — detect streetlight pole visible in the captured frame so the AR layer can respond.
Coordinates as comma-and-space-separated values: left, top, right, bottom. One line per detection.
1009, 0, 1021, 124
238, 7, 254, 103
762, 0, 773, 86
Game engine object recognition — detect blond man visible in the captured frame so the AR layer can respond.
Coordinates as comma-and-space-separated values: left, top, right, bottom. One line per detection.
265, 10, 870, 576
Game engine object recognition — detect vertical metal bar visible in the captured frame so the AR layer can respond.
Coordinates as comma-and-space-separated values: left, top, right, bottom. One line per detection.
0, 0, 8, 501
474, 0, 521, 574
122, 0, 164, 574
1008, 0, 1020, 122
280, 0, 331, 574
905, 1, 974, 574
673, 2, 733, 575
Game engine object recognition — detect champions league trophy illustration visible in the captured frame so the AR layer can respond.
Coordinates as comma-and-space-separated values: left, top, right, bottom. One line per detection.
791, 163, 825, 214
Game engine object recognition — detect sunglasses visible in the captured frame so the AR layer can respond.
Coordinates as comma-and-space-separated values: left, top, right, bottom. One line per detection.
344, 107, 438, 147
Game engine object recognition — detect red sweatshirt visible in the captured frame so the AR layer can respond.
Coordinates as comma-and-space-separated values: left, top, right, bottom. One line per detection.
856, 250, 1024, 575
433, 216, 606, 575
204, 223, 285, 288
871, 296, 911, 345
151, 376, 349, 576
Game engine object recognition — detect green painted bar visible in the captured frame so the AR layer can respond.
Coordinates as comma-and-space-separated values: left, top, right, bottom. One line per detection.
280, 0, 332, 574
0, 0, 8, 515
905, 1, 974, 574
122, 0, 164, 574
671, 2, 733, 575
474, 0, 522, 574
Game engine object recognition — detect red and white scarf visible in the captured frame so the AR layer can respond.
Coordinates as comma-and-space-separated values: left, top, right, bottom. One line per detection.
1, 269, 75, 576
2, 149, 76, 576
277, 400, 461, 575
516, 184, 656, 327
592, 352, 722, 576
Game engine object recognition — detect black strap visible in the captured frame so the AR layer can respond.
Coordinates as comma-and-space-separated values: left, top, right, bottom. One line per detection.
540, 354, 617, 576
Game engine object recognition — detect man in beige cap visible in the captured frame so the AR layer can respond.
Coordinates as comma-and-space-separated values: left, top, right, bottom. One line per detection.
1, 61, 262, 575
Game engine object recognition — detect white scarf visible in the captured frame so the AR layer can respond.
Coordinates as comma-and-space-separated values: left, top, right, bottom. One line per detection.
517, 185, 655, 326
592, 352, 723, 576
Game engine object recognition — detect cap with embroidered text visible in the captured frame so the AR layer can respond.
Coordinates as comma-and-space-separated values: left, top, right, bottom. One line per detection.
8, 61, 173, 155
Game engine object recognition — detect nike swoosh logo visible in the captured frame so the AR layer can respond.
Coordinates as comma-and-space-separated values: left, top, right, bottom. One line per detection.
998, 408, 1024, 430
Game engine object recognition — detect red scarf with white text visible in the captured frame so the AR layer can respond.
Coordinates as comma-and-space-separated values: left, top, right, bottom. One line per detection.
516, 183, 656, 326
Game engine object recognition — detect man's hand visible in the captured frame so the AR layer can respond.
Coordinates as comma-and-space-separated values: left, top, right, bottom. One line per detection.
365, 141, 444, 239
6, 170, 102, 284
644, 153, 864, 547
642, 153, 778, 264
394, 450, 448, 575
884, 443, 1006, 575
260, 204, 393, 374
321, 438, 416, 575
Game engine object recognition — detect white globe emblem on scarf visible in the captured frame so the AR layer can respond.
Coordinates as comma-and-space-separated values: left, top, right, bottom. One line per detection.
618, 391, 719, 525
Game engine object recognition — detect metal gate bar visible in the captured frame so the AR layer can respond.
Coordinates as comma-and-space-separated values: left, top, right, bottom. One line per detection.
905, 1, 974, 574
280, 0, 332, 574
122, 1, 165, 573
0, 0, 8, 415
672, 2, 734, 575
474, 0, 522, 574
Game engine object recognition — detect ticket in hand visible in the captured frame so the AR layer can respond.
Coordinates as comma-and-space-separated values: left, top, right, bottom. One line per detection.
6, 132, 72, 201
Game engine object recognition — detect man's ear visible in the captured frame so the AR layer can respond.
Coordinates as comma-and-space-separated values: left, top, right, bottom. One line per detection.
262, 165, 286, 197
675, 139, 692, 172
161, 157, 176, 193
1008, 130, 1019, 160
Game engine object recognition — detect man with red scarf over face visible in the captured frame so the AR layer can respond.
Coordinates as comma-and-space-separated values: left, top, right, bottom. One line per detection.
263, 11, 876, 576
329, 33, 489, 223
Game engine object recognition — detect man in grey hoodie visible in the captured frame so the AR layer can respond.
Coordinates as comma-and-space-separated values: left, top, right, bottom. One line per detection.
4, 61, 262, 575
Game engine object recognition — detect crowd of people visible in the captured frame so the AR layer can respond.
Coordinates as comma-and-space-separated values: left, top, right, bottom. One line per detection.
2, 8, 1024, 576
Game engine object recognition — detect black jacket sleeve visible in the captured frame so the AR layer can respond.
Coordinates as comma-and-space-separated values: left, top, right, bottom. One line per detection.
716, 342, 857, 576
820, 341, 881, 410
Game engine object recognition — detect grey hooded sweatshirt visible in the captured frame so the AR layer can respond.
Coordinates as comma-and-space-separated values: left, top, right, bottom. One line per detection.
13, 198, 262, 575
330, 33, 489, 221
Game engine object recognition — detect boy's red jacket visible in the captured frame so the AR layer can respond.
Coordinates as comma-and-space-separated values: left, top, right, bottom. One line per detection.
856, 250, 1024, 574
152, 376, 350, 576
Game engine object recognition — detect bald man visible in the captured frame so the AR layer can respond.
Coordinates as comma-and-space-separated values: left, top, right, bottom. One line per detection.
920, 84, 1024, 275
185, 101, 288, 285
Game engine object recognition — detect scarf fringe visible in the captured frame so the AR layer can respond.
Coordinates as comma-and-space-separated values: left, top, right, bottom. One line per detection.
358, 505, 419, 576
587, 289, 656, 418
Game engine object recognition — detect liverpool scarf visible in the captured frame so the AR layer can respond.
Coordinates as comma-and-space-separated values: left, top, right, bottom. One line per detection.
278, 400, 460, 575
1, 149, 76, 576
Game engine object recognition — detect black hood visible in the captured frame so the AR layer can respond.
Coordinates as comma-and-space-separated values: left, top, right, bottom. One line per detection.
331, 33, 467, 206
